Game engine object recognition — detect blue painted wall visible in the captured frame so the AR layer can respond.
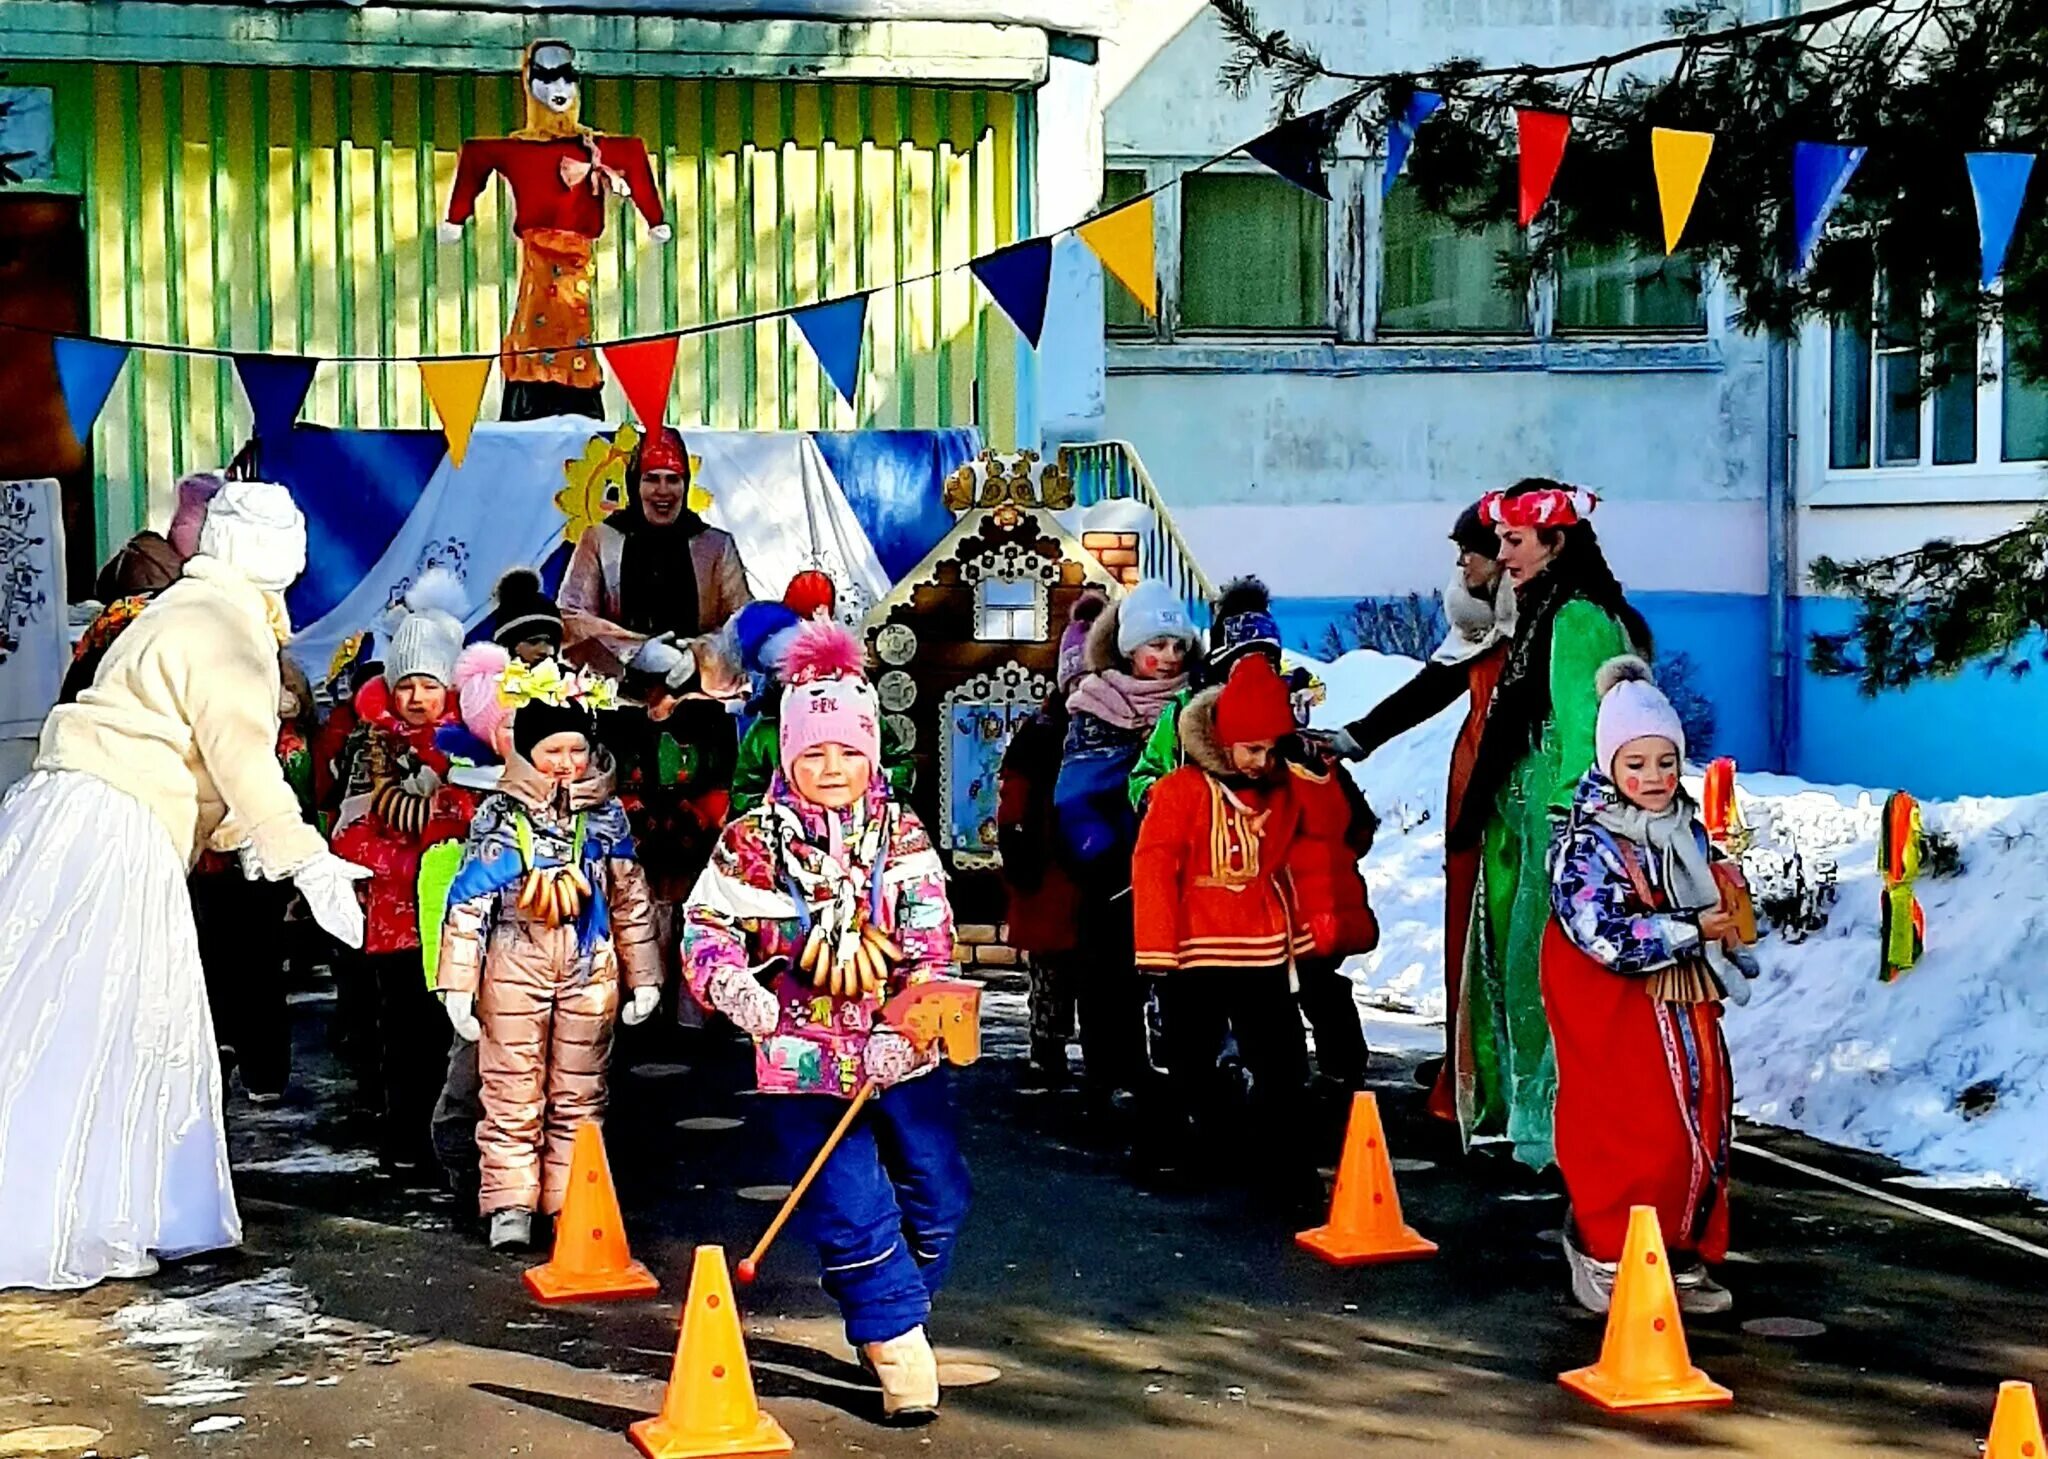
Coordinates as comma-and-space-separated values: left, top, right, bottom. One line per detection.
1791, 600, 2048, 798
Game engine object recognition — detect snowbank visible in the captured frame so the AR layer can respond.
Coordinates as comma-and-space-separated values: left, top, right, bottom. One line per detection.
1306, 647, 2048, 1198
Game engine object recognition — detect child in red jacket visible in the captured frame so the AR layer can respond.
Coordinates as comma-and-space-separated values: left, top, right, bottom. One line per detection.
1131, 654, 1321, 1214
331, 573, 477, 1168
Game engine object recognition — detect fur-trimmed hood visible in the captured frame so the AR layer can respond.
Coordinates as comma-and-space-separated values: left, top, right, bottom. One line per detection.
1176, 684, 1229, 777
1433, 571, 1517, 666
1084, 594, 1206, 674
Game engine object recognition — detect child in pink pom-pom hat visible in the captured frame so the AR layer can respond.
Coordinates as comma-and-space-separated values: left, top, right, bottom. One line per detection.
680, 618, 966, 1423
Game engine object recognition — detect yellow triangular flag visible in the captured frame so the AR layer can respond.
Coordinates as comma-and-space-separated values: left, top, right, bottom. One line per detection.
1650, 127, 1715, 255
1078, 198, 1157, 317
418, 357, 493, 468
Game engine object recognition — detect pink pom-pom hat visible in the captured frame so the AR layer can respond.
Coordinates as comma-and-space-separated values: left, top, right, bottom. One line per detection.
454, 641, 514, 759
777, 620, 880, 777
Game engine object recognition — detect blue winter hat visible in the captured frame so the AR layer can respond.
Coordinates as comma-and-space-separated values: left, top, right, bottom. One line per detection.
1211, 608, 1281, 671
1115, 579, 1195, 656
732, 600, 803, 676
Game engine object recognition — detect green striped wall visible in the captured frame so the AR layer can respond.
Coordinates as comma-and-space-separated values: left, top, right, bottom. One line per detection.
57, 63, 1025, 553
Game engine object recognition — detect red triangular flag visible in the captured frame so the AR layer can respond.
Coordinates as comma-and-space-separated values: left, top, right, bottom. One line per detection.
1517, 110, 1572, 227
603, 335, 680, 432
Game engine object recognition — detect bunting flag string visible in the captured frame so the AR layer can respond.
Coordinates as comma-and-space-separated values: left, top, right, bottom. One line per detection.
1078, 198, 1159, 317
1516, 110, 1572, 227
1243, 105, 1343, 200
53, 337, 129, 447
417, 358, 493, 468
603, 335, 682, 431
234, 353, 320, 439
970, 238, 1056, 347
1382, 91, 1444, 197
791, 292, 870, 407
7, 90, 2042, 436
1966, 151, 2037, 287
1792, 141, 1867, 274
1651, 126, 1716, 254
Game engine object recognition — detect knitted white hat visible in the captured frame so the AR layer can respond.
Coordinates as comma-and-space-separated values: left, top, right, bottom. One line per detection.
196, 480, 307, 591
1595, 655, 1686, 775
1115, 578, 1194, 656
384, 567, 468, 689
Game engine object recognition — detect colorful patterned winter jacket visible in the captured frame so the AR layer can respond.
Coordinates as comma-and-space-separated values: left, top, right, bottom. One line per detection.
1548, 770, 1713, 975
682, 778, 955, 1097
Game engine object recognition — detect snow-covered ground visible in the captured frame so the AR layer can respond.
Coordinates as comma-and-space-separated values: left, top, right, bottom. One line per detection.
1303, 647, 2048, 1199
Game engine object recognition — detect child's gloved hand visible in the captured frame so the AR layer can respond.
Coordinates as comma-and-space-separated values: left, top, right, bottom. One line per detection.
862, 1028, 923, 1087
443, 990, 482, 1042
620, 985, 661, 1026
707, 967, 780, 1036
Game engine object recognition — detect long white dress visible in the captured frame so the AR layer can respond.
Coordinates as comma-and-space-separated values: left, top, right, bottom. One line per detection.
0, 769, 240, 1290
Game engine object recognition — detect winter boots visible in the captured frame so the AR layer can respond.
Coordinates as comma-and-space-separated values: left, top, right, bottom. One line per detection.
862, 1326, 940, 1425
1566, 1222, 1731, 1315
489, 1208, 534, 1252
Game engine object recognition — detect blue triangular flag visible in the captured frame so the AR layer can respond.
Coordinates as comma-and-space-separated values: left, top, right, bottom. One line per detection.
792, 293, 869, 407
1792, 141, 1867, 273
235, 353, 320, 438
970, 238, 1055, 348
1381, 90, 1443, 197
53, 337, 128, 445
1244, 107, 1340, 200
1966, 151, 2037, 287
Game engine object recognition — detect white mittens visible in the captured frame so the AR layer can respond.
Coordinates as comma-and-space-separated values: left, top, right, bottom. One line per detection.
437, 220, 463, 245
621, 985, 661, 1026
706, 967, 780, 1036
443, 990, 482, 1042
649, 223, 674, 244
862, 1028, 922, 1088
292, 852, 372, 948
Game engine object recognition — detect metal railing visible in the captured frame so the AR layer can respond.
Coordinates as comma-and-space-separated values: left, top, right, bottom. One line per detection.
1057, 439, 1216, 628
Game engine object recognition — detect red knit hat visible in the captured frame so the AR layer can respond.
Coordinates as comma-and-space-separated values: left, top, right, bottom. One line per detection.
783, 568, 837, 622
1213, 654, 1295, 746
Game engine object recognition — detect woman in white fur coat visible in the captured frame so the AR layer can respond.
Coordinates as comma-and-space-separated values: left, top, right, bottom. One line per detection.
0, 480, 368, 1291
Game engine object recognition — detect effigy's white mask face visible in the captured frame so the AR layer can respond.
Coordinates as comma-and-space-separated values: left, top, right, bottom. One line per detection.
528, 46, 579, 115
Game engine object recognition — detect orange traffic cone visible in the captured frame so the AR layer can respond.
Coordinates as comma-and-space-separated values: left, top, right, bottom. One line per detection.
523, 1122, 661, 1304
1987, 1381, 2046, 1459
1296, 1092, 1437, 1265
631, 1245, 795, 1459
1560, 1205, 1732, 1411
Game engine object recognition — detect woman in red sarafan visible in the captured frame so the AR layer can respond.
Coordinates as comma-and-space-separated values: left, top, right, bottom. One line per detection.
330, 573, 478, 1167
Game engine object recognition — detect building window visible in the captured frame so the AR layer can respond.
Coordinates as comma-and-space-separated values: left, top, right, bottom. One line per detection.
974, 577, 1040, 641
1103, 168, 1151, 334
2003, 331, 2048, 462
1829, 277, 2000, 470
1179, 172, 1330, 331
1379, 188, 1527, 333
1555, 244, 1705, 331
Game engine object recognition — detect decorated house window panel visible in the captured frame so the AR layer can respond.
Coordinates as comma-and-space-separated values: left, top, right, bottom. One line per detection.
938, 664, 1051, 867
974, 576, 1042, 641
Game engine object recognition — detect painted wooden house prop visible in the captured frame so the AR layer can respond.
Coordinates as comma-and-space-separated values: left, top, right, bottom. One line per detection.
862, 448, 1120, 946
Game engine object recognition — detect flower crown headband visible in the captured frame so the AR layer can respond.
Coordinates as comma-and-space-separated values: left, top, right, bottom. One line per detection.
498, 658, 619, 713
1478, 485, 1600, 530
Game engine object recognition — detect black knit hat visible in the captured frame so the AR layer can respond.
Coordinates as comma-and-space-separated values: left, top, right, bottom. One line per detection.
1450, 501, 1496, 557
512, 698, 594, 762
492, 567, 564, 651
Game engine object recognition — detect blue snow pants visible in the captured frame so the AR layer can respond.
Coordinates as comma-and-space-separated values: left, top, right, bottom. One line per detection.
767, 1068, 972, 1346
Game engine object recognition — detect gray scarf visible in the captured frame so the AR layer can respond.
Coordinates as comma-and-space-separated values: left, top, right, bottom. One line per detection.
1593, 788, 1719, 913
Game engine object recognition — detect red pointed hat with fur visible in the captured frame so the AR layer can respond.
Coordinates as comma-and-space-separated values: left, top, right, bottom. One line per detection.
778, 620, 881, 775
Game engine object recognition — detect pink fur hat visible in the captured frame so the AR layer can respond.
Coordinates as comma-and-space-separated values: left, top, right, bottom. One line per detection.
167, 472, 224, 560
454, 641, 514, 759
778, 620, 880, 777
